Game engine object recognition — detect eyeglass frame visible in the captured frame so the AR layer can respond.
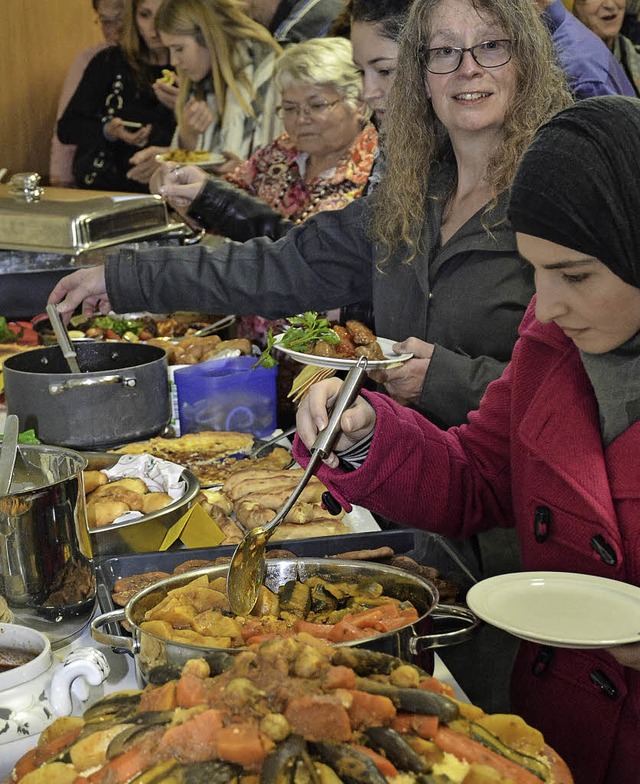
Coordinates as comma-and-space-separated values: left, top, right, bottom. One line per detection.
275, 98, 344, 119
421, 39, 515, 75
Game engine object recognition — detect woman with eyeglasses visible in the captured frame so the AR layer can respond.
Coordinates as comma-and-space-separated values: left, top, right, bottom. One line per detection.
125, 0, 283, 184
57, 0, 176, 192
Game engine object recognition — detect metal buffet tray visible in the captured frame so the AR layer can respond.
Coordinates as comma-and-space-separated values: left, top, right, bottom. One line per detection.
0, 192, 185, 256
0, 189, 190, 319
94, 528, 478, 636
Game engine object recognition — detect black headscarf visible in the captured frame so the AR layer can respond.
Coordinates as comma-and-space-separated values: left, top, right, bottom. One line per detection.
508, 96, 640, 289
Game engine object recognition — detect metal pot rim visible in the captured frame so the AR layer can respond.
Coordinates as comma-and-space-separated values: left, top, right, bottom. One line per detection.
120, 558, 440, 649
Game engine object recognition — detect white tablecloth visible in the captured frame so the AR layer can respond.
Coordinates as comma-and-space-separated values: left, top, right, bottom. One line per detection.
1, 622, 469, 780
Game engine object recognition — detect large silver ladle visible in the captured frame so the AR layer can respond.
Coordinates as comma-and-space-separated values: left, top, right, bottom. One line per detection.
226, 357, 369, 615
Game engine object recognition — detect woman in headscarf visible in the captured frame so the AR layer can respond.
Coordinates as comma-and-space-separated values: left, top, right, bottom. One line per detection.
294, 95, 640, 784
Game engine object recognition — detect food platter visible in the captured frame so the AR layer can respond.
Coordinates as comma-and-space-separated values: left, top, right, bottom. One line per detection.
467, 571, 640, 648
155, 150, 226, 168
273, 335, 413, 370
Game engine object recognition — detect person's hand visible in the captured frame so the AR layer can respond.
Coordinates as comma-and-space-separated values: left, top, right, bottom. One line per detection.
370, 337, 434, 406
296, 378, 376, 468
606, 642, 640, 671
207, 150, 244, 175
151, 163, 207, 212
126, 146, 167, 184
105, 118, 152, 148
180, 97, 215, 148
48, 267, 110, 320
152, 79, 180, 111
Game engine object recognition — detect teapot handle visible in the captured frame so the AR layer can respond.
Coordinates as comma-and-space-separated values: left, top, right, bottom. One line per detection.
49, 646, 111, 716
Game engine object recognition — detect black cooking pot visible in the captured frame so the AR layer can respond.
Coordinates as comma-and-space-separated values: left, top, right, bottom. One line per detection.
90, 559, 480, 685
3, 342, 170, 450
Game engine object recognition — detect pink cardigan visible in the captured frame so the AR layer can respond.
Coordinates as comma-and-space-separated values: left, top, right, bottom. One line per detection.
293, 300, 640, 784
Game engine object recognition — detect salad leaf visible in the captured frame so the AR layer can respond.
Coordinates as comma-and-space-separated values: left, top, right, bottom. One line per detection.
254, 312, 339, 368
0, 429, 40, 445
0, 316, 22, 343
93, 315, 145, 337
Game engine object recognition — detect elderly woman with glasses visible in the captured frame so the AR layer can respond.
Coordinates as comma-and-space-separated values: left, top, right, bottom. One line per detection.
151, 37, 376, 241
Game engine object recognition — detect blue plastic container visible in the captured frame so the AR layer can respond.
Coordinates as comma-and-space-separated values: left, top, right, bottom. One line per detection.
174, 356, 278, 438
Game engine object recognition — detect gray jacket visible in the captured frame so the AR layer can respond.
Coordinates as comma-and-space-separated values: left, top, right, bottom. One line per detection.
108, 180, 532, 428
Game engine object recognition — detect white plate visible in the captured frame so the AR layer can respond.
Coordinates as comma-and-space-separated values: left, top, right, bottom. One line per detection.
467, 571, 640, 648
155, 151, 226, 168
273, 335, 413, 370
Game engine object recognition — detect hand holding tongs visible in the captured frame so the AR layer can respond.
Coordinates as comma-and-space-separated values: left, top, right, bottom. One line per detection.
226, 356, 369, 615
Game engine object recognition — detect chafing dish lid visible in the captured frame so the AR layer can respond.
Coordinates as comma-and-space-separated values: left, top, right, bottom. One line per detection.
0, 191, 182, 253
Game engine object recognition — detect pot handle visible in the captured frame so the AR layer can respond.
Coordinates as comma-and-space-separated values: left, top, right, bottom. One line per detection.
409, 603, 481, 654
49, 375, 137, 395
91, 608, 139, 653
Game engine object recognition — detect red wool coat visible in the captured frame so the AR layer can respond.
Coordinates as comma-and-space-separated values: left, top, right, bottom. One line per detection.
295, 301, 640, 784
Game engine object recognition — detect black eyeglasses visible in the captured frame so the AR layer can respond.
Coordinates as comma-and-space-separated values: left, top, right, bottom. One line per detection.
423, 39, 514, 74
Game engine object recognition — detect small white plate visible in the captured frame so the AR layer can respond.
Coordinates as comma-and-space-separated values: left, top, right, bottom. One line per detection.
155, 151, 226, 168
273, 335, 413, 370
467, 571, 640, 649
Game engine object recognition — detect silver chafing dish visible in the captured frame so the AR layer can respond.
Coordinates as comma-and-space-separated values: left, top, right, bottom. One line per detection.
0, 181, 196, 319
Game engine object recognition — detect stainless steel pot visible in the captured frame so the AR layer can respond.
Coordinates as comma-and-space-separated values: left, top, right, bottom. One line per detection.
3, 342, 170, 449
0, 444, 95, 647
91, 558, 479, 685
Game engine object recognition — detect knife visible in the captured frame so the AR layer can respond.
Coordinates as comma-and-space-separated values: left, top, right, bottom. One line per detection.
0, 414, 19, 496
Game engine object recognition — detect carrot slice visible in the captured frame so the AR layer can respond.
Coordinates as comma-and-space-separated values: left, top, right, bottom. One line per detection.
162, 708, 223, 763
215, 723, 274, 770
391, 712, 439, 739
352, 744, 399, 778
285, 695, 353, 742
328, 620, 371, 642
348, 690, 397, 728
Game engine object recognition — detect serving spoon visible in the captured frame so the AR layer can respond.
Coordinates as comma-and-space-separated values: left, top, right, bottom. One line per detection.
46, 303, 81, 374
226, 357, 369, 615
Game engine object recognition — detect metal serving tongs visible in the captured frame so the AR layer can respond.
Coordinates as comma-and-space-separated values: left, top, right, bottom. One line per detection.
226, 356, 369, 615
46, 303, 81, 374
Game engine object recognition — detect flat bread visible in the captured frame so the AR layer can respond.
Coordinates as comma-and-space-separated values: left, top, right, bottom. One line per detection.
111, 431, 282, 486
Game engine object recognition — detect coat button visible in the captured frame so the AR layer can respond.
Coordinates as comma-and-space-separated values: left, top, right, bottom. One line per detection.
534, 506, 551, 543
531, 645, 554, 676
590, 669, 618, 699
590, 535, 617, 566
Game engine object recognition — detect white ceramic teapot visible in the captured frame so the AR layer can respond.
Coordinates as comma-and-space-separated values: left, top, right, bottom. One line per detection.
0, 622, 110, 744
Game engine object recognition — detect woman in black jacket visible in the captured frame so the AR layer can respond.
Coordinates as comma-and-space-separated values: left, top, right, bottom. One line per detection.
58, 0, 176, 192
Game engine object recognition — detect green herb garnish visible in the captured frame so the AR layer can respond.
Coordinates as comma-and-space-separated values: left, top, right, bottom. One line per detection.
0, 316, 21, 343
254, 312, 340, 368
93, 315, 145, 337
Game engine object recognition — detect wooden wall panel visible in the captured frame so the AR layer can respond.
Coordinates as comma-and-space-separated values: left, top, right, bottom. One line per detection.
0, 1, 101, 182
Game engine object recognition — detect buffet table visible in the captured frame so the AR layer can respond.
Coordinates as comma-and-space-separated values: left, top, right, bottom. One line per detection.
0, 614, 470, 780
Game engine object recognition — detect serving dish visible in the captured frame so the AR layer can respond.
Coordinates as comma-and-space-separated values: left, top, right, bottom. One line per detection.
467, 571, 640, 648
273, 334, 413, 370
84, 452, 200, 558
91, 557, 479, 684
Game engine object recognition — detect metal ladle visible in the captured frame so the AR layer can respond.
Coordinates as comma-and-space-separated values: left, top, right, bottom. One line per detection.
226, 357, 369, 615
46, 303, 81, 374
